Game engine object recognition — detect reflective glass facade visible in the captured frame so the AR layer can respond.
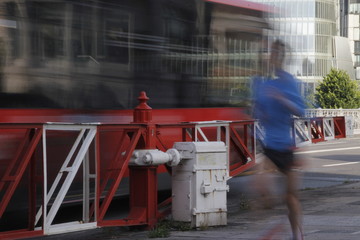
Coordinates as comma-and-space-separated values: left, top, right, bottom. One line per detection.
350, 0, 360, 71
252, 0, 338, 96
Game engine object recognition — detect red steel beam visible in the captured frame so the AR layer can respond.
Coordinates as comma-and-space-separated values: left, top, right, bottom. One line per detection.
97, 127, 143, 223
0, 127, 42, 218
229, 122, 256, 176
334, 117, 346, 139
230, 125, 254, 160
0, 129, 31, 192
0, 229, 43, 240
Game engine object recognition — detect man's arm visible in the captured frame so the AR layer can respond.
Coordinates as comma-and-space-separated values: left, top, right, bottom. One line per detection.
265, 86, 304, 116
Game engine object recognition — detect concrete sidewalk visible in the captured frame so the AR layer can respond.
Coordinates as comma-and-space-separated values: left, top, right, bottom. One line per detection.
36, 180, 360, 240
145, 181, 360, 240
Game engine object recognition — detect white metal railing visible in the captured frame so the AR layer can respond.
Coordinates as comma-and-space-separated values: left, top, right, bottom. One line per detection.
293, 118, 312, 147
35, 123, 98, 235
305, 109, 358, 135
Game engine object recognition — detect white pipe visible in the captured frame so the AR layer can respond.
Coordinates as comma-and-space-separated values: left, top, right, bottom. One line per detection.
130, 149, 181, 166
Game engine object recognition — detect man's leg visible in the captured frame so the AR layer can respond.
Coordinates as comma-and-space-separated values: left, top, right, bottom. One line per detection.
285, 169, 303, 240
254, 157, 277, 209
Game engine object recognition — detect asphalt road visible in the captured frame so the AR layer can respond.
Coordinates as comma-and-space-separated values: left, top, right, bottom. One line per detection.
298, 134, 360, 186
228, 134, 360, 200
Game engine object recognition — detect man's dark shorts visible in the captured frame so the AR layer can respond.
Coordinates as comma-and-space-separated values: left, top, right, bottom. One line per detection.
263, 147, 294, 173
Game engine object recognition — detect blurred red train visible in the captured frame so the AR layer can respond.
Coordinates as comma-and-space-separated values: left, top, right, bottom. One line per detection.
0, 0, 270, 231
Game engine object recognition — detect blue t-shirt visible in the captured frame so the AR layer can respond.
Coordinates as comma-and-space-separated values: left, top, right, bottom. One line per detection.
254, 69, 305, 151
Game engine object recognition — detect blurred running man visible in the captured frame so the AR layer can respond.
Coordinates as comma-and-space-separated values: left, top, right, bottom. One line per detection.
254, 39, 305, 240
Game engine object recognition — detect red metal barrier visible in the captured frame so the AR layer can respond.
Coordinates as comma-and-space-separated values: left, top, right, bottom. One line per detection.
155, 120, 255, 177
229, 121, 256, 176
97, 93, 255, 228
307, 117, 346, 144
95, 125, 144, 226
0, 126, 42, 217
333, 116, 346, 139
0, 92, 256, 238
0, 125, 44, 239
97, 93, 161, 228
310, 118, 325, 143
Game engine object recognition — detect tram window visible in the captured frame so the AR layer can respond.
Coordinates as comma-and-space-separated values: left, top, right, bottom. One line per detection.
163, 4, 194, 41
28, 3, 65, 58
72, 4, 93, 59
104, 13, 130, 64
42, 25, 64, 58
5, 2, 16, 16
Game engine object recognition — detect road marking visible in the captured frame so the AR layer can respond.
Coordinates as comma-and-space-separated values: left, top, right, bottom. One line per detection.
351, 230, 360, 235
317, 141, 345, 145
323, 162, 359, 167
302, 176, 360, 182
348, 137, 360, 140
296, 146, 360, 154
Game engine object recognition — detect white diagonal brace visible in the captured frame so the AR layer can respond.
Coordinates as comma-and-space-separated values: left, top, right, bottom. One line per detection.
35, 128, 86, 225
44, 127, 96, 230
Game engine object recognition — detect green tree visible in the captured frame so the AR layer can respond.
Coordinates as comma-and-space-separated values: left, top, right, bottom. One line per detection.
315, 68, 360, 109
305, 93, 316, 108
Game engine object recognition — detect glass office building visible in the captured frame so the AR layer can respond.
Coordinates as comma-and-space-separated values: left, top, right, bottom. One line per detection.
252, 0, 339, 96
349, 0, 360, 78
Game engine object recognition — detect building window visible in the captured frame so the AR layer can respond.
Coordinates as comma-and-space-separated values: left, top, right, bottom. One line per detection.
355, 55, 360, 67
350, 3, 360, 14
355, 41, 360, 54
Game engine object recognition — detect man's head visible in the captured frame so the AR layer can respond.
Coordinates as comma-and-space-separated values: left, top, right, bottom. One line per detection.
270, 39, 286, 69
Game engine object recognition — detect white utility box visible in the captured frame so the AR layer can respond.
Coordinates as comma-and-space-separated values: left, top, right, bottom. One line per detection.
172, 141, 229, 228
